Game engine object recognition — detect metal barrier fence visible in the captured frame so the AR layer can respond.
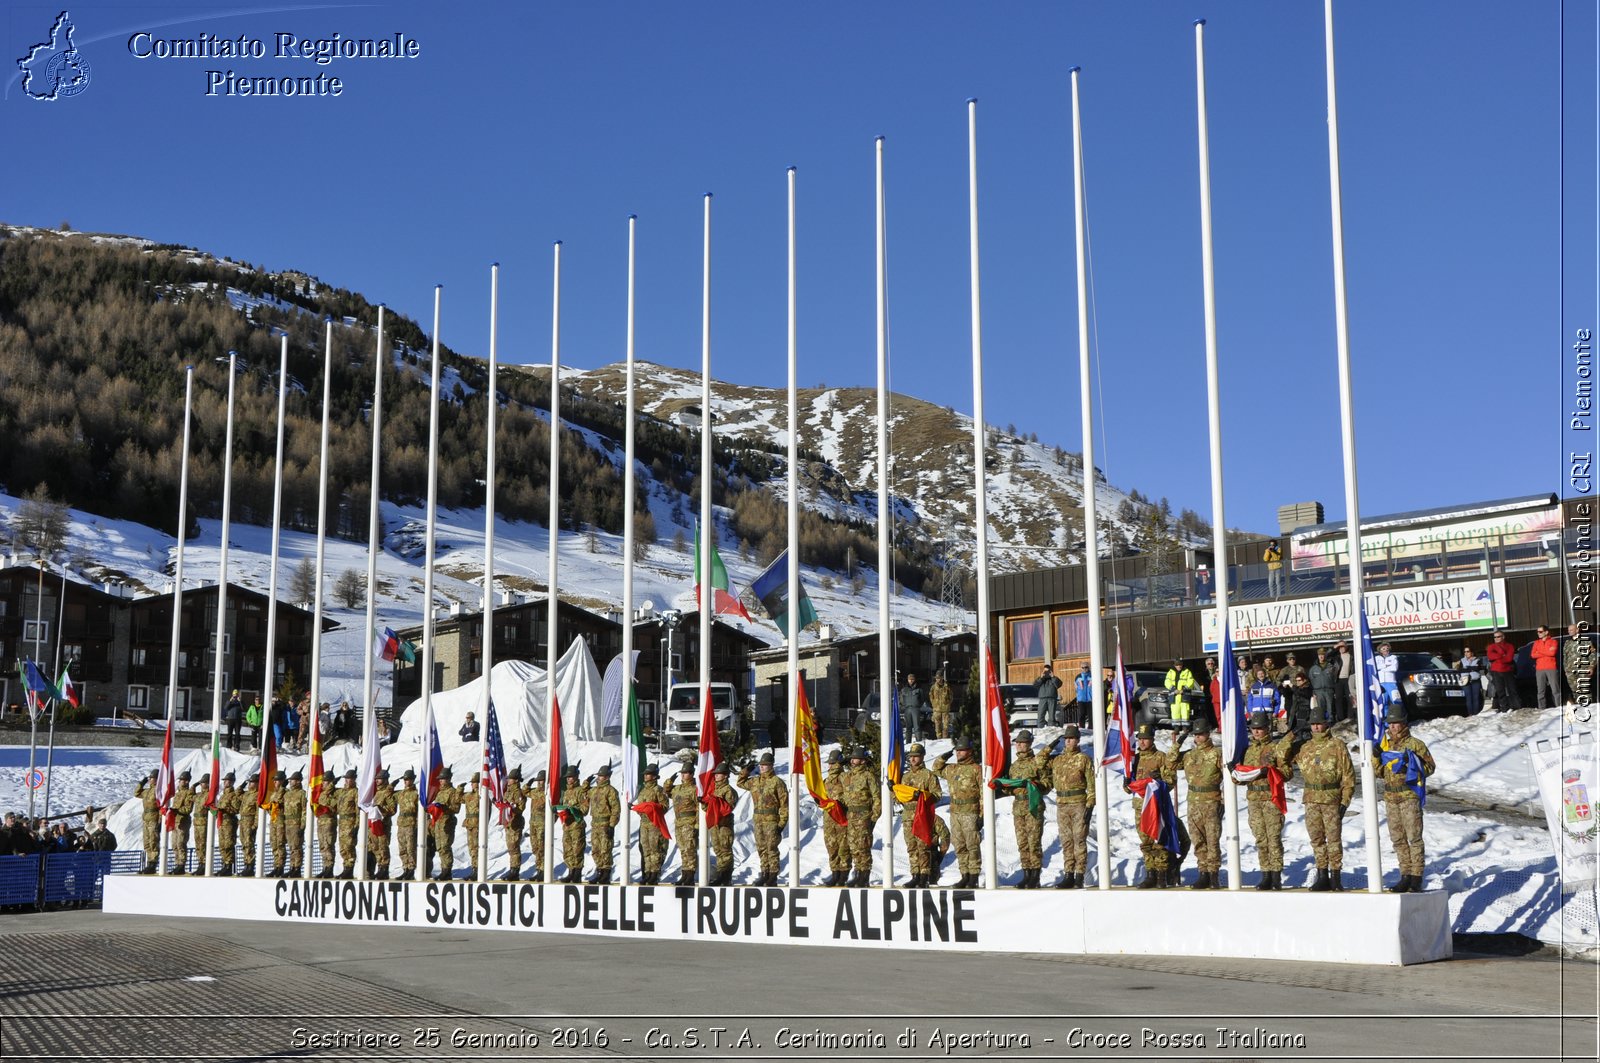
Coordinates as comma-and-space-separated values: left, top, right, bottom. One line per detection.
0, 854, 39, 906
0, 851, 147, 910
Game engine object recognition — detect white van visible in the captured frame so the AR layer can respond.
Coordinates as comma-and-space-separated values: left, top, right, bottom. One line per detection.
659, 682, 743, 754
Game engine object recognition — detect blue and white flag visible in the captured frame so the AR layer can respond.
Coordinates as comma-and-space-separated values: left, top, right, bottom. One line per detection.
1218, 622, 1248, 768
1358, 604, 1387, 746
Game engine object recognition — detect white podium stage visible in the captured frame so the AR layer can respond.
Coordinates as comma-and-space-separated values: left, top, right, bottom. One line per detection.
103, 876, 1452, 966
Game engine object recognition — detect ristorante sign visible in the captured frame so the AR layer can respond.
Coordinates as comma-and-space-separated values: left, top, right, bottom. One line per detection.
1201, 579, 1509, 651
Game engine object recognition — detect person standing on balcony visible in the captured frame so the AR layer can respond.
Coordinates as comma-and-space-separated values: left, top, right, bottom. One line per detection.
1264, 539, 1284, 598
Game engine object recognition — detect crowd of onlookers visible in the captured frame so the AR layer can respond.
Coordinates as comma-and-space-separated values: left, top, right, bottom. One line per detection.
221, 690, 362, 755
0, 808, 117, 857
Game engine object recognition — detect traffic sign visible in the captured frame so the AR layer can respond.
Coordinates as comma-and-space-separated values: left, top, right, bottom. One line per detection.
26, 769, 44, 790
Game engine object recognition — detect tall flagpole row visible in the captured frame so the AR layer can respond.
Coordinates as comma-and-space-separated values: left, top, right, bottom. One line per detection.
1193, 22, 1244, 889
544, 248, 561, 883
158, 367, 195, 877
1324, 0, 1383, 892
418, 288, 443, 877
259, 338, 288, 875
785, 167, 802, 887
621, 218, 638, 885
204, 351, 237, 877
966, 99, 998, 890
478, 266, 500, 883
1069, 71, 1113, 890
305, 321, 334, 871
357, 308, 385, 880
874, 136, 895, 888
697, 193, 713, 883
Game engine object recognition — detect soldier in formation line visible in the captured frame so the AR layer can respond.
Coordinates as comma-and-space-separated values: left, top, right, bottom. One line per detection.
502, 767, 526, 880
428, 767, 463, 880
931, 737, 983, 888
1376, 703, 1436, 893
1005, 730, 1049, 888
1292, 708, 1355, 891
819, 749, 850, 886
335, 769, 360, 879
313, 771, 336, 879
523, 769, 547, 881
462, 773, 481, 879
738, 753, 788, 886
282, 771, 307, 877
633, 763, 670, 884
214, 772, 239, 876
136, 770, 160, 874
1050, 726, 1095, 890
704, 763, 740, 886
666, 756, 700, 885
367, 768, 395, 880
236, 773, 260, 877
1175, 721, 1224, 889
587, 764, 621, 884
1234, 711, 1295, 890
836, 748, 881, 887
556, 765, 590, 884
395, 768, 419, 880
1124, 724, 1178, 889
896, 743, 942, 888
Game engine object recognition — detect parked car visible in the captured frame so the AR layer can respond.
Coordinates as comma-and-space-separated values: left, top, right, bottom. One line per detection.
999, 683, 1041, 732
1390, 652, 1470, 717
1128, 669, 1178, 730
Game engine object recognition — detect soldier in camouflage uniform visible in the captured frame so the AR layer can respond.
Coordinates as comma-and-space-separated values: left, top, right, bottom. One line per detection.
336, 769, 360, 879
429, 767, 463, 880
137, 771, 160, 874
462, 773, 481, 880
930, 674, 953, 740
192, 777, 211, 874
524, 770, 547, 881
1293, 708, 1355, 891
1049, 726, 1095, 889
395, 769, 419, 880
237, 773, 260, 876
896, 744, 943, 888
666, 760, 700, 885
215, 772, 240, 876
704, 763, 740, 886
1176, 720, 1225, 889
837, 748, 880, 887
587, 764, 621, 884
168, 770, 195, 874
738, 753, 789, 886
818, 749, 849, 886
556, 765, 589, 883
1126, 724, 1178, 889
634, 764, 669, 884
932, 738, 983, 888
312, 771, 337, 879
283, 771, 307, 877
367, 769, 395, 879
1005, 731, 1049, 888
265, 770, 288, 877
1234, 711, 1295, 890
502, 767, 526, 880
1374, 703, 1436, 893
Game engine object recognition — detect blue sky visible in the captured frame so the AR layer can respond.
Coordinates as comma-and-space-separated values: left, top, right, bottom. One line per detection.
2, 1, 1593, 537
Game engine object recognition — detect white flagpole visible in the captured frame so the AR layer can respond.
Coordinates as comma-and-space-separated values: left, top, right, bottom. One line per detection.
305, 321, 334, 875
419, 288, 444, 878
874, 136, 896, 889
622, 217, 638, 885
967, 99, 998, 890
478, 266, 499, 884
259, 337, 288, 875
544, 247, 562, 884
697, 193, 713, 884
1324, 0, 1383, 892
203, 351, 237, 877
786, 166, 802, 888
158, 366, 195, 877
357, 308, 385, 880
1193, 23, 1243, 889
1069, 72, 1112, 891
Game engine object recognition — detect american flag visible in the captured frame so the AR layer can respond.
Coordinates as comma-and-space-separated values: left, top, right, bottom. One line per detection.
483, 699, 511, 826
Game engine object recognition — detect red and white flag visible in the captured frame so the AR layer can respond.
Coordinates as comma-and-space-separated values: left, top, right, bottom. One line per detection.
981, 647, 1009, 789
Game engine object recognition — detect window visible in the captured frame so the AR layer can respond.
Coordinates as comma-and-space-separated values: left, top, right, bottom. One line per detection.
132, 648, 147, 667
1008, 617, 1045, 661
127, 686, 149, 710
61, 644, 82, 661
1054, 614, 1090, 657
23, 620, 48, 644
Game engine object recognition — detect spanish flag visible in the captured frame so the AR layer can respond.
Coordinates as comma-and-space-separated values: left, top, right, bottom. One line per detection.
792, 675, 845, 826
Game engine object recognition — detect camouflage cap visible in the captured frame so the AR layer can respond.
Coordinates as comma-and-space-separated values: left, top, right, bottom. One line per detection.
1013, 729, 1034, 744
676, 749, 695, 764
906, 743, 925, 757
1062, 725, 1081, 739
758, 752, 775, 765
1247, 711, 1271, 731
1134, 724, 1155, 740
1383, 704, 1408, 725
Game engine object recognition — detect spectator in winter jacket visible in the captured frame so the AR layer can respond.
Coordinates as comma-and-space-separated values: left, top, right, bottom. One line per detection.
1034, 666, 1063, 728
1264, 539, 1284, 598
1531, 626, 1562, 709
1485, 630, 1520, 712
459, 711, 481, 743
1073, 664, 1095, 728
1456, 645, 1485, 717
224, 690, 244, 752
245, 698, 264, 751
1308, 648, 1340, 722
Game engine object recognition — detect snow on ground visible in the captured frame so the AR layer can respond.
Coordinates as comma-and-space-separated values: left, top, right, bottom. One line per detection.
4, 704, 1595, 956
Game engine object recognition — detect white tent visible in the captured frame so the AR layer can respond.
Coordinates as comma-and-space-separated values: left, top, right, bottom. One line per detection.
395, 637, 608, 753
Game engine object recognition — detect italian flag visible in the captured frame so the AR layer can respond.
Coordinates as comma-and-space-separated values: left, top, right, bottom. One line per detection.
56, 665, 79, 709
203, 729, 221, 809
693, 523, 752, 621
621, 679, 645, 803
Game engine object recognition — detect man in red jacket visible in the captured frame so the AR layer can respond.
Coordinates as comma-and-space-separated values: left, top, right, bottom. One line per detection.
1485, 630, 1520, 712
1531, 625, 1562, 709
